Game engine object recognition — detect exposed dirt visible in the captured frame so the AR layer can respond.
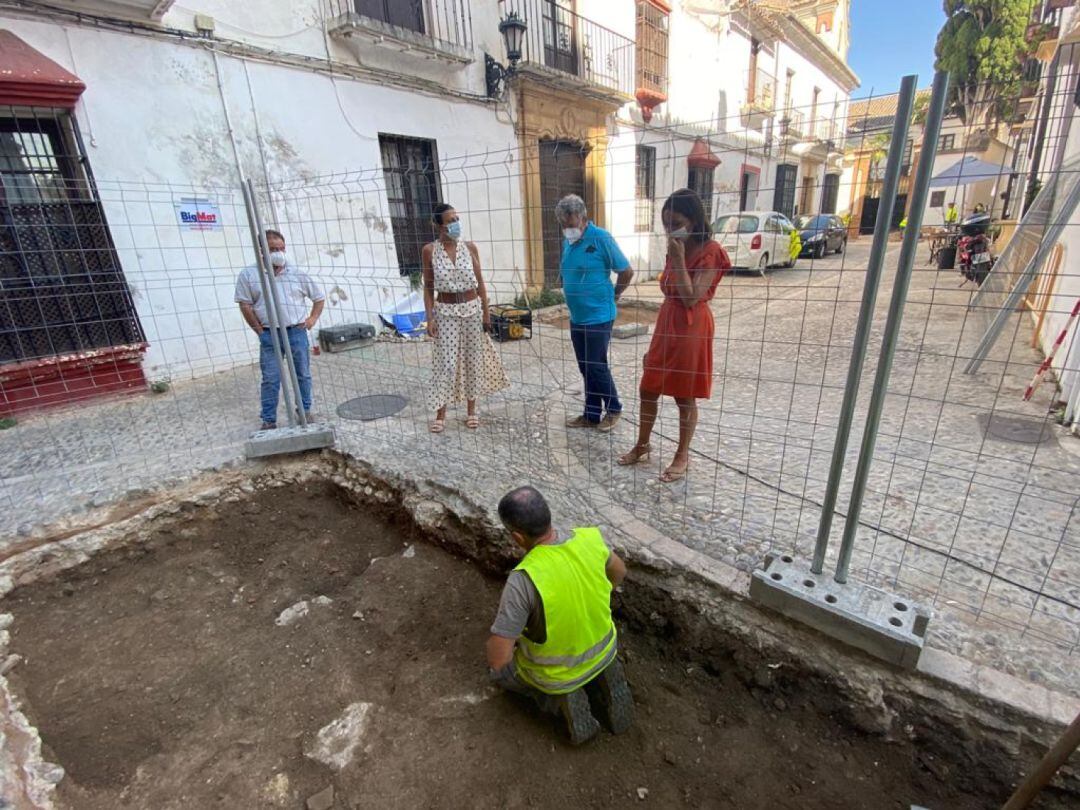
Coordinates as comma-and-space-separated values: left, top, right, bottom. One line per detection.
4, 483, 1070, 809
543, 303, 658, 331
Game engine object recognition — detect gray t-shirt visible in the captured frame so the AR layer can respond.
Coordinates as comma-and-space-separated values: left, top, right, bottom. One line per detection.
490, 531, 610, 644
234, 262, 324, 328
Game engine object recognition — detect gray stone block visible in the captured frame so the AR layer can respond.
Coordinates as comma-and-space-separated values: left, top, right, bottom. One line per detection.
749, 555, 929, 670
245, 423, 336, 459
612, 322, 649, 339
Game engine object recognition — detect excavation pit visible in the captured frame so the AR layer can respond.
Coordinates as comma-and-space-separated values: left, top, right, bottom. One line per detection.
0, 476, 1076, 809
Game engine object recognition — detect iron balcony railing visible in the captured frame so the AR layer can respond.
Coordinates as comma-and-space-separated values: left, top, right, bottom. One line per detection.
780, 108, 806, 139
503, 0, 634, 98
325, 0, 473, 55
744, 67, 776, 113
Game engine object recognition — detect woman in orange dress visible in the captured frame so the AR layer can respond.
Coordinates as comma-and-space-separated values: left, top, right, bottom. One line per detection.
618, 188, 730, 482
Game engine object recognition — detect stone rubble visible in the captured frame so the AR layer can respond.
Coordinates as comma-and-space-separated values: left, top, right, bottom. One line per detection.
306, 784, 335, 810
303, 701, 374, 771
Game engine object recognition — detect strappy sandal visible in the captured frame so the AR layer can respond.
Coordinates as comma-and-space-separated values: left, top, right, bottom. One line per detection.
465, 414, 480, 430
660, 457, 689, 483
617, 444, 651, 466
429, 419, 445, 434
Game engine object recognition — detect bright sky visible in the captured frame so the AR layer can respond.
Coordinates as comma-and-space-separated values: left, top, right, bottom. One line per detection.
847, 1, 945, 97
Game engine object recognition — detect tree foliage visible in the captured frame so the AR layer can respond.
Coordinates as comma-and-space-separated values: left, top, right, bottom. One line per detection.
912, 92, 931, 126
934, 0, 1043, 127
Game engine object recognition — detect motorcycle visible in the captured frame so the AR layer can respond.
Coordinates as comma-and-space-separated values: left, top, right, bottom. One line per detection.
956, 213, 994, 286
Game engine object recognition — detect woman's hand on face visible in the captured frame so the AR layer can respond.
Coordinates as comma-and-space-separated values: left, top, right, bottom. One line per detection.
667, 235, 686, 262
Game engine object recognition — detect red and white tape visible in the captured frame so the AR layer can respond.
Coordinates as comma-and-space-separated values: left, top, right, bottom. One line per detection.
1023, 299, 1080, 401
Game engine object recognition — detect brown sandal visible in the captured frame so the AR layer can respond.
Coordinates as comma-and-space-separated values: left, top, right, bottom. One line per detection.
660, 458, 689, 483
617, 444, 651, 466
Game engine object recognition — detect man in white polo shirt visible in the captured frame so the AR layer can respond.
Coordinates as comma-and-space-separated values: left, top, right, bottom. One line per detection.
234, 229, 325, 429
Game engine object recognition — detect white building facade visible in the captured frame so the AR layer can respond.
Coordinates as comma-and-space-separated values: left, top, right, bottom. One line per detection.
0, 0, 530, 407
0, 0, 857, 413
607, 0, 859, 276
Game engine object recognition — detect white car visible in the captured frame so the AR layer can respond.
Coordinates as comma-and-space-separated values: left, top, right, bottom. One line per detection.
712, 210, 798, 274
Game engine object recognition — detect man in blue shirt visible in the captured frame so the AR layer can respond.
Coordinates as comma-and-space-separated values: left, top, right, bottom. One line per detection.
556, 194, 634, 431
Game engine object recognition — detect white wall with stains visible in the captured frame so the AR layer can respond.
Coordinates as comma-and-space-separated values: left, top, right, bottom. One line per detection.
0, 6, 525, 381
0, 1, 858, 383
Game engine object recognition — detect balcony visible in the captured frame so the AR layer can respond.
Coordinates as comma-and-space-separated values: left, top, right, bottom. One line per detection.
813, 117, 843, 152
636, 0, 669, 114
779, 109, 806, 141
503, 0, 634, 103
938, 130, 992, 155
743, 68, 776, 115
326, 0, 474, 64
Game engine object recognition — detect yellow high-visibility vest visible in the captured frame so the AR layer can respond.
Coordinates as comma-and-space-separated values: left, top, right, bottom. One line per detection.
512, 527, 617, 695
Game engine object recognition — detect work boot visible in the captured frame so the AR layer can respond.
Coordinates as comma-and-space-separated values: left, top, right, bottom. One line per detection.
554, 688, 600, 745
596, 412, 621, 433
260, 421, 277, 431
565, 415, 597, 429
585, 658, 634, 734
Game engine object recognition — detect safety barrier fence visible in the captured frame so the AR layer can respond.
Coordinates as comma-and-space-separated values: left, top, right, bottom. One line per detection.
1, 87, 1078, 696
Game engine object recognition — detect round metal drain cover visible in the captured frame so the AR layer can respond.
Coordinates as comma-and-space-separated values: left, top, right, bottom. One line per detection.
978, 413, 1055, 445
337, 394, 409, 421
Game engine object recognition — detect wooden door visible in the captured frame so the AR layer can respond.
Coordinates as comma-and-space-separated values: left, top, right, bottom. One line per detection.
538, 139, 587, 288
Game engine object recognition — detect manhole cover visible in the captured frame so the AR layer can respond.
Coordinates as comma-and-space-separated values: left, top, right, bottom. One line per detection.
337, 394, 409, 421
977, 413, 1055, 445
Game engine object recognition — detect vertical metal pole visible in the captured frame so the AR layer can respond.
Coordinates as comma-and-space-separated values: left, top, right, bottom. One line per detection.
810, 75, 918, 575
241, 182, 296, 426
833, 71, 950, 583
245, 180, 308, 427
253, 181, 308, 428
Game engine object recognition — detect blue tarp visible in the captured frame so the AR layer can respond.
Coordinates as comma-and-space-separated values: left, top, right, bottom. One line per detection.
929, 155, 1005, 187
380, 289, 426, 337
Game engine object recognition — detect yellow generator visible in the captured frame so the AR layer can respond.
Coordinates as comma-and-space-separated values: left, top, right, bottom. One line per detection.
488, 305, 533, 342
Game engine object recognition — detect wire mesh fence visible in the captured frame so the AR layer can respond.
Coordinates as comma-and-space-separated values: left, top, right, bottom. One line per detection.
1, 82, 1079, 694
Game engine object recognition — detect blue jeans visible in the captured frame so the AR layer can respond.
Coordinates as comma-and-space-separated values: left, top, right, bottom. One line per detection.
259, 326, 312, 424
570, 320, 621, 423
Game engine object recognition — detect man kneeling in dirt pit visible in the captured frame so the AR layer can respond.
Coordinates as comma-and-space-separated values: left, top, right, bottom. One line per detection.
487, 486, 633, 744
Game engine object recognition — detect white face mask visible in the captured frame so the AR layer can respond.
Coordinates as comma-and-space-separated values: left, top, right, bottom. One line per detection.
269, 250, 287, 267
563, 227, 583, 243
669, 227, 689, 240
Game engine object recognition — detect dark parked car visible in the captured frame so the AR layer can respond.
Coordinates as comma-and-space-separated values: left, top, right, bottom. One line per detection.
796, 214, 847, 258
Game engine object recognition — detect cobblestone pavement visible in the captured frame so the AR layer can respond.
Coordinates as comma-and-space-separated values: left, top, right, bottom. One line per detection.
2, 240, 1078, 698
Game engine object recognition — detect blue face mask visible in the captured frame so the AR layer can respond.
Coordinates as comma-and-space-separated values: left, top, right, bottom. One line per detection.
446, 221, 462, 241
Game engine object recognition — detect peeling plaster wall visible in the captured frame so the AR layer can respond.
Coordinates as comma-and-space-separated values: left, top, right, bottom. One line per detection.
0, 9, 524, 381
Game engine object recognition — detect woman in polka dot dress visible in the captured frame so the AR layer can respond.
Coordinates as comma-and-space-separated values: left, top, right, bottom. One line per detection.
422, 203, 509, 433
